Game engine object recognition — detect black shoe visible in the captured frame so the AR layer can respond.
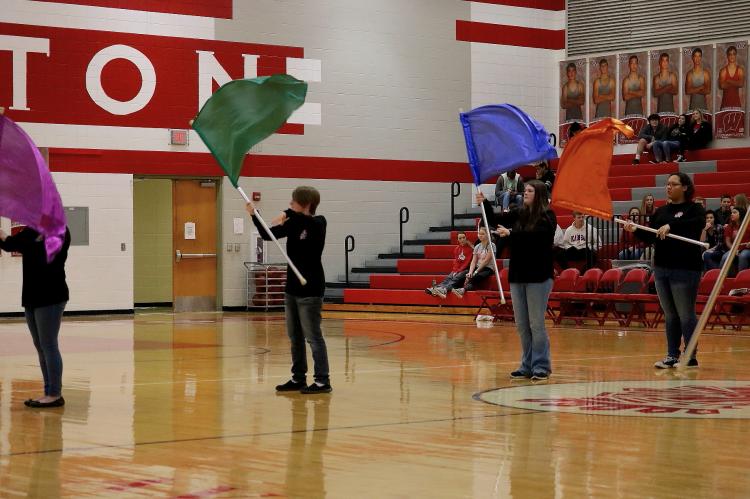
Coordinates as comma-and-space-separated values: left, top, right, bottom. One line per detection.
301, 383, 332, 394
676, 358, 699, 368
276, 379, 306, 392
632, 158, 640, 164
654, 356, 679, 369
510, 370, 531, 379
27, 397, 64, 408
24, 399, 35, 407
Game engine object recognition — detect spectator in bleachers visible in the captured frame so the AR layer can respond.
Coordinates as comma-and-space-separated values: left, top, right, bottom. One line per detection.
654, 113, 690, 163
735, 193, 749, 212
557, 212, 602, 269
535, 161, 555, 194
477, 181, 557, 381
452, 226, 495, 297
705, 207, 746, 272
494, 170, 524, 212
633, 114, 668, 164
684, 110, 712, 155
694, 196, 706, 209
426, 232, 472, 299
715, 194, 733, 226
700, 210, 723, 249
568, 121, 584, 141
624, 172, 705, 368
640, 193, 656, 219
618, 207, 644, 260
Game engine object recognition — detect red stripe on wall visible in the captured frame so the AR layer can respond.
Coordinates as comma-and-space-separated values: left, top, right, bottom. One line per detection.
32, 0, 233, 19
48, 149, 474, 183
456, 20, 565, 50
464, 0, 565, 11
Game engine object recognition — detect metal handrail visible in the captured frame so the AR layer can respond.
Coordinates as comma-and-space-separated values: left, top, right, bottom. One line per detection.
399, 207, 410, 256
451, 182, 461, 230
548, 132, 557, 147
345, 235, 355, 285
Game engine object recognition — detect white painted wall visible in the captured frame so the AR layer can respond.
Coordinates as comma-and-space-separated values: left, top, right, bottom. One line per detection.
0, 173, 133, 313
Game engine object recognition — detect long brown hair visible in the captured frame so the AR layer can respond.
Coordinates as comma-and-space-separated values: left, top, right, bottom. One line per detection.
518, 180, 550, 229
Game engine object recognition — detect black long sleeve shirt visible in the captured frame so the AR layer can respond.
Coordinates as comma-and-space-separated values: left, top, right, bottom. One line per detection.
0, 227, 70, 308
634, 201, 705, 272
483, 200, 557, 283
252, 209, 326, 297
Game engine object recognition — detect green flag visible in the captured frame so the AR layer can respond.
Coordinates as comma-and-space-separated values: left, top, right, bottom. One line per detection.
191, 74, 308, 187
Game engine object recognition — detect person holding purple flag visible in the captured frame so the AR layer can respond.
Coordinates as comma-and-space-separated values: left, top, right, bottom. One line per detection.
1, 227, 70, 408
0, 107, 70, 408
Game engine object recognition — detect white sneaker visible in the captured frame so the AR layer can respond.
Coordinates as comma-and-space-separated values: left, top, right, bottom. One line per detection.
433, 287, 447, 299
452, 288, 465, 298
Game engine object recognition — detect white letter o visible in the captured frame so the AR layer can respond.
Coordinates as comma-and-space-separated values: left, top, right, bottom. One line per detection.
86, 44, 156, 115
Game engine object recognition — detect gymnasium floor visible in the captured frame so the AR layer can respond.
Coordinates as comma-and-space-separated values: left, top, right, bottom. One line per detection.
1, 311, 750, 498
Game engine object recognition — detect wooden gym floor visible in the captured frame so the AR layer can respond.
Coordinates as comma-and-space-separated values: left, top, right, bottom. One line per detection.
1, 310, 750, 498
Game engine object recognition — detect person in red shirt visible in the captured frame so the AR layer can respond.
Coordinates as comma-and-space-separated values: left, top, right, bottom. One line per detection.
426, 232, 473, 298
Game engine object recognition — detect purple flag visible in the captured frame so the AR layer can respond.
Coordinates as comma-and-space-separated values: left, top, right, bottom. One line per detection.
0, 114, 67, 262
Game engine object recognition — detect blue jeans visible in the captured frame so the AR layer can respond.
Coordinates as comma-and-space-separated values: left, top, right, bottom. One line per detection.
653, 267, 700, 358
618, 247, 642, 260
652, 140, 681, 162
437, 270, 468, 292
24, 302, 66, 396
510, 279, 554, 375
739, 249, 750, 272
285, 294, 330, 384
498, 191, 522, 210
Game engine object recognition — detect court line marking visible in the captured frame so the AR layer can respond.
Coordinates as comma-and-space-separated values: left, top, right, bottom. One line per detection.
0, 409, 543, 458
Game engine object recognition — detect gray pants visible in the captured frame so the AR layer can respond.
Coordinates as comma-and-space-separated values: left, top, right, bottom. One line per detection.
285, 294, 330, 384
24, 302, 66, 397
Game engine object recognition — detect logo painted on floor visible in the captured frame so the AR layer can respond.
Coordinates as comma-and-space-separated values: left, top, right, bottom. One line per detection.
476, 380, 750, 418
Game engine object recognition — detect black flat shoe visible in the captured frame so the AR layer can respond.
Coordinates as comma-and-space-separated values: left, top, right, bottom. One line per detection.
23, 399, 35, 407
28, 397, 65, 408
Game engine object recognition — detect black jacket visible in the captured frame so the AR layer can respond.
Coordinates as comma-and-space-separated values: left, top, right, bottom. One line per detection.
483, 200, 557, 283
0, 227, 70, 308
638, 123, 669, 141
634, 201, 705, 272
252, 209, 326, 297
687, 121, 712, 150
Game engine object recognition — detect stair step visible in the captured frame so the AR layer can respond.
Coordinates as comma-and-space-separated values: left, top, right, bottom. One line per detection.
378, 252, 423, 259
404, 238, 450, 245
429, 224, 475, 232
326, 281, 369, 289
351, 266, 398, 273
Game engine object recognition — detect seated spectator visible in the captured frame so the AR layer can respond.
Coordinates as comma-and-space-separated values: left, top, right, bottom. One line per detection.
633, 114, 668, 164
452, 226, 496, 297
494, 170, 524, 212
535, 161, 555, 194
694, 196, 706, 209
557, 212, 602, 269
618, 207, 645, 259
705, 207, 745, 272
700, 210, 723, 249
426, 232, 472, 298
684, 109, 712, 156
568, 121, 585, 141
653, 114, 690, 163
735, 193, 749, 212
715, 194, 733, 225
640, 193, 656, 219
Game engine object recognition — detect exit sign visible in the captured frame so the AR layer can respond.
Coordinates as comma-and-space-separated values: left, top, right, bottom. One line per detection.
170, 129, 189, 145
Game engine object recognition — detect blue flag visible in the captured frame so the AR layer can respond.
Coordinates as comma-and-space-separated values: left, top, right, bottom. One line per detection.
460, 104, 558, 185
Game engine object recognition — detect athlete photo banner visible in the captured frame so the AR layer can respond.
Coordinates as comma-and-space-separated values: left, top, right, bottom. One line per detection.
559, 58, 586, 148
682, 44, 713, 120
650, 48, 680, 128
618, 51, 647, 144
589, 55, 617, 125
715, 41, 747, 139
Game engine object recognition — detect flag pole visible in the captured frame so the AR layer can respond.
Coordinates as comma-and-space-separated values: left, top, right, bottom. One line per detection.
478, 191, 506, 304
679, 209, 750, 369
614, 218, 709, 249
236, 186, 307, 286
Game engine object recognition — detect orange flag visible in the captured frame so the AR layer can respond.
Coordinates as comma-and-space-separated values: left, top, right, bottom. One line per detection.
551, 118, 634, 219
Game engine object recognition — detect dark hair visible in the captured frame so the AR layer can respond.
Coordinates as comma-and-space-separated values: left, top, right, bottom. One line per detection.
721, 193, 733, 201
628, 55, 638, 63
727, 45, 737, 55
692, 47, 702, 57
456, 231, 467, 237
599, 59, 608, 66
705, 209, 715, 217
660, 52, 670, 60
292, 186, 320, 214
669, 172, 695, 202
536, 160, 550, 171
568, 121, 583, 139
566, 62, 576, 71
648, 113, 660, 121
518, 180, 550, 230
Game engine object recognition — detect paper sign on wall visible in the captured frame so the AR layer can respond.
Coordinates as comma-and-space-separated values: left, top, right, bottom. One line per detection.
184, 222, 196, 240
233, 217, 244, 235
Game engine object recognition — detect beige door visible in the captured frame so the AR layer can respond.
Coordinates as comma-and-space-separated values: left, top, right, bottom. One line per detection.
173, 179, 218, 312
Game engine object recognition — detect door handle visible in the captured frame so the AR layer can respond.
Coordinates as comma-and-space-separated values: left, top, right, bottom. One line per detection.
176, 250, 217, 262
